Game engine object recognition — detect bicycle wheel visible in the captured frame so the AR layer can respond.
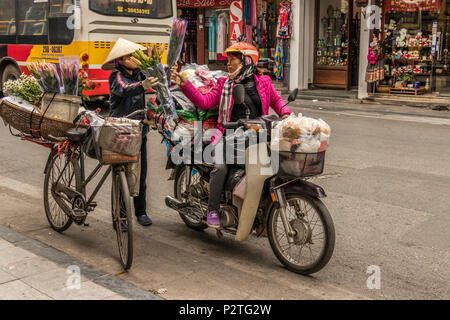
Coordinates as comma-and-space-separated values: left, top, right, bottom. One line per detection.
111, 169, 133, 270
43, 150, 82, 233
267, 195, 335, 275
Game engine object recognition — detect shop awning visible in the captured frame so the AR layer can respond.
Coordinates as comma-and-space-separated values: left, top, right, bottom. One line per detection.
386, 0, 440, 12
177, 0, 231, 8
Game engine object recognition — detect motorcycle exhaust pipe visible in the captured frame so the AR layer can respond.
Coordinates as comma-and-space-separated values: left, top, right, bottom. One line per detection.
165, 195, 189, 211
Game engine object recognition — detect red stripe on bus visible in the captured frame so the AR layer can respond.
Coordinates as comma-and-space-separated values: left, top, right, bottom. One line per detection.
7, 45, 33, 62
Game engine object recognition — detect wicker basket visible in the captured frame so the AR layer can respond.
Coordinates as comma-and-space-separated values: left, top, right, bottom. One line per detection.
0, 98, 79, 141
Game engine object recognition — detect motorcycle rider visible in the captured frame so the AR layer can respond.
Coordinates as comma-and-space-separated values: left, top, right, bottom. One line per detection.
102, 38, 159, 227
171, 42, 291, 228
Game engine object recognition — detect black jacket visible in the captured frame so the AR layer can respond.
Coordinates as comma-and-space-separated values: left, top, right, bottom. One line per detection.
109, 66, 146, 118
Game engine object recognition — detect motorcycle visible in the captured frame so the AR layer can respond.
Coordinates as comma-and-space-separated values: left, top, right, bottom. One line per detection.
155, 85, 335, 275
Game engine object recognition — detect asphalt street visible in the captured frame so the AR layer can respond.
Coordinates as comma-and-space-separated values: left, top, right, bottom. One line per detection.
0, 100, 448, 300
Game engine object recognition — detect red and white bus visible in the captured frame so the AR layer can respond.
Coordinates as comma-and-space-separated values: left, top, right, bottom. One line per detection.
0, 0, 176, 102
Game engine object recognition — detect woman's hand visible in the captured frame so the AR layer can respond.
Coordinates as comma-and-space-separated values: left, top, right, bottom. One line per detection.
282, 114, 290, 120
142, 77, 159, 90
170, 65, 186, 87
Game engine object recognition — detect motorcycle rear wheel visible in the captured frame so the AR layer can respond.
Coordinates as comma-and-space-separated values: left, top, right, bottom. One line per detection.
267, 194, 335, 275
174, 166, 208, 232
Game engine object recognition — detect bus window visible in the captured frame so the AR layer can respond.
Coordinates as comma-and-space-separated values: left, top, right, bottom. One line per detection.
0, 1, 16, 43
89, 0, 173, 19
17, 0, 48, 37
48, 0, 74, 45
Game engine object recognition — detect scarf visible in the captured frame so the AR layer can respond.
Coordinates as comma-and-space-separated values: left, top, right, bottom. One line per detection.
219, 55, 255, 125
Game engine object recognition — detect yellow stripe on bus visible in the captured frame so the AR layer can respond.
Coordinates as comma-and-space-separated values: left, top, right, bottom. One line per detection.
26, 41, 168, 66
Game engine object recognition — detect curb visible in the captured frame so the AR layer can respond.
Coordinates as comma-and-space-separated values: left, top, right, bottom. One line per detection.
0, 224, 163, 300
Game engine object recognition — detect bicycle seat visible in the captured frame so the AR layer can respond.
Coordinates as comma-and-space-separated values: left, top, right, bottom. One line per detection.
65, 127, 88, 142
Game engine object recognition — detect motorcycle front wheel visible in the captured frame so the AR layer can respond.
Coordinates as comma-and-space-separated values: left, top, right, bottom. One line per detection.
267, 194, 335, 275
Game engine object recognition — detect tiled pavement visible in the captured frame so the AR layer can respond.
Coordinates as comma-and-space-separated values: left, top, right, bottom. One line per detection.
0, 225, 162, 300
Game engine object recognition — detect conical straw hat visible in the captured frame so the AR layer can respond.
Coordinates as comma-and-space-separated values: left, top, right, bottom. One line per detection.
102, 38, 146, 70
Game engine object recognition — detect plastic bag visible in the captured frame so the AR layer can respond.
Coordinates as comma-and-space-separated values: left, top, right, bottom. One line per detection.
59, 56, 79, 96
180, 64, 218, 94
180, 65, 204, 88
97, 117, 143, 157
172, 88, 195, 111
142, 63, 178, 119
37, 63, 61, 93
173, 122, 194, 141
272, 113, 331, 153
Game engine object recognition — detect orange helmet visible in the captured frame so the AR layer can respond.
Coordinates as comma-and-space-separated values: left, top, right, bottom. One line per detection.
223, 42, 259, 65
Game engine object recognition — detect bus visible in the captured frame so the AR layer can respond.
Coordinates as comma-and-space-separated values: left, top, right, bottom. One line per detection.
0, 0, 176, 103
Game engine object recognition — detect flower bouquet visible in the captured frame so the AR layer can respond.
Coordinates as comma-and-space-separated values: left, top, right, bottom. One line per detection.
59, 56, 79, 96
36, 62, 62, 93
132, 45, 178, 119
166, 19, 188, 69
3, 74, 43, 106
27, 62, 45, 91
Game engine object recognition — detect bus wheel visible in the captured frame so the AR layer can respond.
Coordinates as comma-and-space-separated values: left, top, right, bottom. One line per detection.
1, 64, 20, 86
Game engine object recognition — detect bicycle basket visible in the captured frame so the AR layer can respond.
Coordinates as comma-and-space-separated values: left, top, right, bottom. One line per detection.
273, 151, 326, 178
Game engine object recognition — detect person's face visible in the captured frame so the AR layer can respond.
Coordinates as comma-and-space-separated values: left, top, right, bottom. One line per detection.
120, 54, 139, 70
227, 53, 243, 74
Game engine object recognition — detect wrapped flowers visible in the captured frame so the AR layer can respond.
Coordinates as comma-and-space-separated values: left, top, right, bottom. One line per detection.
132, 45, 178, 119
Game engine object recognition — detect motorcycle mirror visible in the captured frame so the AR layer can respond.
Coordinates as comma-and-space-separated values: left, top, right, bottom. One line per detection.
232, 84, 246, 105
288, 88, 299, 102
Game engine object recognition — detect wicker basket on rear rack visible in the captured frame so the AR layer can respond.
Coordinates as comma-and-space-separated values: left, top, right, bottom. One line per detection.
0, 97, 80, 142
273, 150, 326, 178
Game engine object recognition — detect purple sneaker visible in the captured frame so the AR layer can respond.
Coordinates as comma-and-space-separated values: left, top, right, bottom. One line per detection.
207, 210, 220, 228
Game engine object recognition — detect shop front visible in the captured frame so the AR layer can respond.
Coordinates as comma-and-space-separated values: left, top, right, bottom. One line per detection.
366, 0, 450, 97
312, 0, 363, 89
176, 0, 294, 84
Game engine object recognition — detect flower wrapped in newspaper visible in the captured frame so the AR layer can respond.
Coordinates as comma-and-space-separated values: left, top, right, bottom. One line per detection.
166, 18, 188, 69
59, 56, 79, 96
36, 62, 61, 93
132, 45, 178, 119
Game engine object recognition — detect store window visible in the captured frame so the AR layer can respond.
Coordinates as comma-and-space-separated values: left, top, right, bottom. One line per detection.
316, 1, 349, 67
89, 0, 173, 19
314, 0, 353, 89
380, 0, 450, 95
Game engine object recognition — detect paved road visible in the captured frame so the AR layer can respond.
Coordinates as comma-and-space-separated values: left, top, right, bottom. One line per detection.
0, 101, 448, 300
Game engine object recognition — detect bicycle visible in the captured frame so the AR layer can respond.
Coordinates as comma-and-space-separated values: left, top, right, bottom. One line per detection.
43, 109, 146, 270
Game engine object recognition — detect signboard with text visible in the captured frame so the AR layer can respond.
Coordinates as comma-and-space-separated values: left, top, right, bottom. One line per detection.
177, 0, 231, 8
229, 0, 243, 44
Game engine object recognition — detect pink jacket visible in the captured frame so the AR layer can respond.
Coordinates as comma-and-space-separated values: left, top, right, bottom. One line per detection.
180, 74, 291, 133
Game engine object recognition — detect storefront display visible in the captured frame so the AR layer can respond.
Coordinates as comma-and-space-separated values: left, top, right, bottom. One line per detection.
177, 0, 293, 83
314, 0, 352, 89
374, 0, 450, 95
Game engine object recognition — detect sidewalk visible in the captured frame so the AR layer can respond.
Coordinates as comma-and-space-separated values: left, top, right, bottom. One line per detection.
289, 98, 450, 120
0, 225, 162, 300
292, 89, 450, 110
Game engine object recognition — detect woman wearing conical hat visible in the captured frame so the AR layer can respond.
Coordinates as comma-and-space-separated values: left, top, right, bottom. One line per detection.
102, 38, 158, 227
